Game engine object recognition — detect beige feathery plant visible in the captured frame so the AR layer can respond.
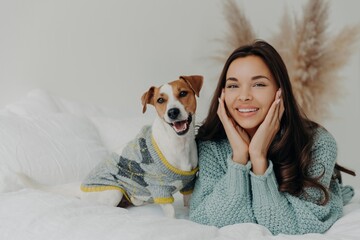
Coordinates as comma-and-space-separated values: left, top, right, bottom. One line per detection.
219, 0, 360, 122
214, 0, 255, 63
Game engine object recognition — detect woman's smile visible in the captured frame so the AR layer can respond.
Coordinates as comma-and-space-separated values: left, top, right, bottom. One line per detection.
235, 106, 259, 118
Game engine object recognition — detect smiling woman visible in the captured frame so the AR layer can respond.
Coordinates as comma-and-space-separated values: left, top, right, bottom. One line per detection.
189, 40, 355, 235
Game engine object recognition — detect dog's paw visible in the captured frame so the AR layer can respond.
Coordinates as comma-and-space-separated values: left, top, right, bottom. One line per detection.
130, 196, 144, 206
160, 204, 175, 218
183, 194, 191, 207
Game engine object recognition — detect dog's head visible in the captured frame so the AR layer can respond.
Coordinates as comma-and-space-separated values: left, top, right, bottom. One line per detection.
141, 75, 203, 136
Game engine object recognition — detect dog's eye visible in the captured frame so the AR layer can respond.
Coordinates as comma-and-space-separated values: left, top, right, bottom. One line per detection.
157, 98, 165, 104
179, 91, 188, 97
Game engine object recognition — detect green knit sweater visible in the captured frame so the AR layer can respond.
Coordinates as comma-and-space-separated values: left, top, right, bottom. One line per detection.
189, 127, 354, 235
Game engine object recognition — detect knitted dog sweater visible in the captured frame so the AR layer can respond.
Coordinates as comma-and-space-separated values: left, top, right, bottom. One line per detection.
189, 127, 354, 235
81, 125, 198, 204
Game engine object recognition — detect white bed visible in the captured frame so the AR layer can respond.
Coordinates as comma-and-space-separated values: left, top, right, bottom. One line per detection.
1, 90, 359, 240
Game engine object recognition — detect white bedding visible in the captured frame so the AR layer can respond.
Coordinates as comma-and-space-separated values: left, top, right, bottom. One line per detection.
0, 189, 359, 240
1, 90, 359, 240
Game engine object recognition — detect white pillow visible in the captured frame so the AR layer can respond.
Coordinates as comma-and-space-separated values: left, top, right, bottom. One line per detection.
1, 89, 156, 193
0, 166, 26, 192
89, 116, 152, 154
5, 89, 60, 115
0, 113, 110, 190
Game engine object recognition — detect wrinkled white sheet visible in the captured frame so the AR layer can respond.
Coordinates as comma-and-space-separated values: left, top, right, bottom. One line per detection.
0, 189, 359, 240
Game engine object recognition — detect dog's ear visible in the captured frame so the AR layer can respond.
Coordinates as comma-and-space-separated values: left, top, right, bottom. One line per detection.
141, 86, 155, 113
180, 75, 204, 97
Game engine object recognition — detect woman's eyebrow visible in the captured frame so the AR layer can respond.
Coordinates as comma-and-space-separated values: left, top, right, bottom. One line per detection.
251, 75, 270, 81
226, 75, 270, 82
226, 77, 238, 82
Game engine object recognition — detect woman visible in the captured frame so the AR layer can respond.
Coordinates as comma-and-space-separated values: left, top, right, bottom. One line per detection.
189, 40, 354, 235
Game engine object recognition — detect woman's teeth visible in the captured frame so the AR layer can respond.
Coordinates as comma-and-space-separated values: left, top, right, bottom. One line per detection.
237, 108, 258, 113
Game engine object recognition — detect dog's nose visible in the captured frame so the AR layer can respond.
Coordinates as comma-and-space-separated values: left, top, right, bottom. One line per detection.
167, 108, 180, 120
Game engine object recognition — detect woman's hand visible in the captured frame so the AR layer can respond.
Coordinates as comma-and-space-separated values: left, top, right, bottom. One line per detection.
249, 89, 284, 175
217, 90, 250, 165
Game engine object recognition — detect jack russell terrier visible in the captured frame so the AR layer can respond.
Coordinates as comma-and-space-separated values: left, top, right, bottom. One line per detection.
80, 75, 203, 217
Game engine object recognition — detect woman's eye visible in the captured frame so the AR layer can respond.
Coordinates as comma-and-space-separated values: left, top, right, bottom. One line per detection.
253, 83, 266, 87
226, 84, 238, 89
179, 91, 188, 97
157, 98, 165, 104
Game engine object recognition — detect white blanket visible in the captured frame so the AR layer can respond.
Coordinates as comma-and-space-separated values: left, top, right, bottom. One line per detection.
0, 188, 359, 240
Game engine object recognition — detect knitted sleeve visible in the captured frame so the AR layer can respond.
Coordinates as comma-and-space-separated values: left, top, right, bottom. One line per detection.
147, 185, 175, 204
180, 177, 196, 195
189, 140, 255, 227
250, 128, 344, 235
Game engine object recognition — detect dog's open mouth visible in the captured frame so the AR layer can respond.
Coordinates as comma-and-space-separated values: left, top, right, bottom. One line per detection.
169, 115, 192, 136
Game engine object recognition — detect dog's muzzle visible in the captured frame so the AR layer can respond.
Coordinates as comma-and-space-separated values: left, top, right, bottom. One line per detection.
168, 114, 192, 136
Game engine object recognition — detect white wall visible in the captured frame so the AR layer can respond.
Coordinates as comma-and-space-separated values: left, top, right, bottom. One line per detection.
0, 0, 359, 187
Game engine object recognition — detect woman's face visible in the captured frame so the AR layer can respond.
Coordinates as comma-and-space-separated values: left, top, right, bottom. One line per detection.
224, 55, 278, 136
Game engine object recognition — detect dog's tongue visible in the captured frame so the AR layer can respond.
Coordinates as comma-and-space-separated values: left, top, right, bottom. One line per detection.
173, 121, 188, 132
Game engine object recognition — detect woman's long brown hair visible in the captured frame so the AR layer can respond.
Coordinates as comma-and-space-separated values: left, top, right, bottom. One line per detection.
197, 40, 355, 205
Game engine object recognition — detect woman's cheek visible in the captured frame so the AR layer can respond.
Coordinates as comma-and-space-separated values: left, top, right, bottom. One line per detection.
224, 95, 234, 111
263, 97, 274, 114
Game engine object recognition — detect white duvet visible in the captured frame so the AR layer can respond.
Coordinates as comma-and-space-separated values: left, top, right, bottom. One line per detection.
0, 189, 359, 240
1, 90, 359, 240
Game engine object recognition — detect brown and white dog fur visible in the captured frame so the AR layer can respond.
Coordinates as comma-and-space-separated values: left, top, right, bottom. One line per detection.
18, 75, 203, 218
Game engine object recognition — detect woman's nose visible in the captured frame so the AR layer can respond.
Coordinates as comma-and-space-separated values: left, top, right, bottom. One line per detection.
237, 88, 252, 101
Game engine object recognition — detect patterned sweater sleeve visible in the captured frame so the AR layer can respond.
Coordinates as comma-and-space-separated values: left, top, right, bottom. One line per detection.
189, 140, 255, 226
250, 128, 344, 235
